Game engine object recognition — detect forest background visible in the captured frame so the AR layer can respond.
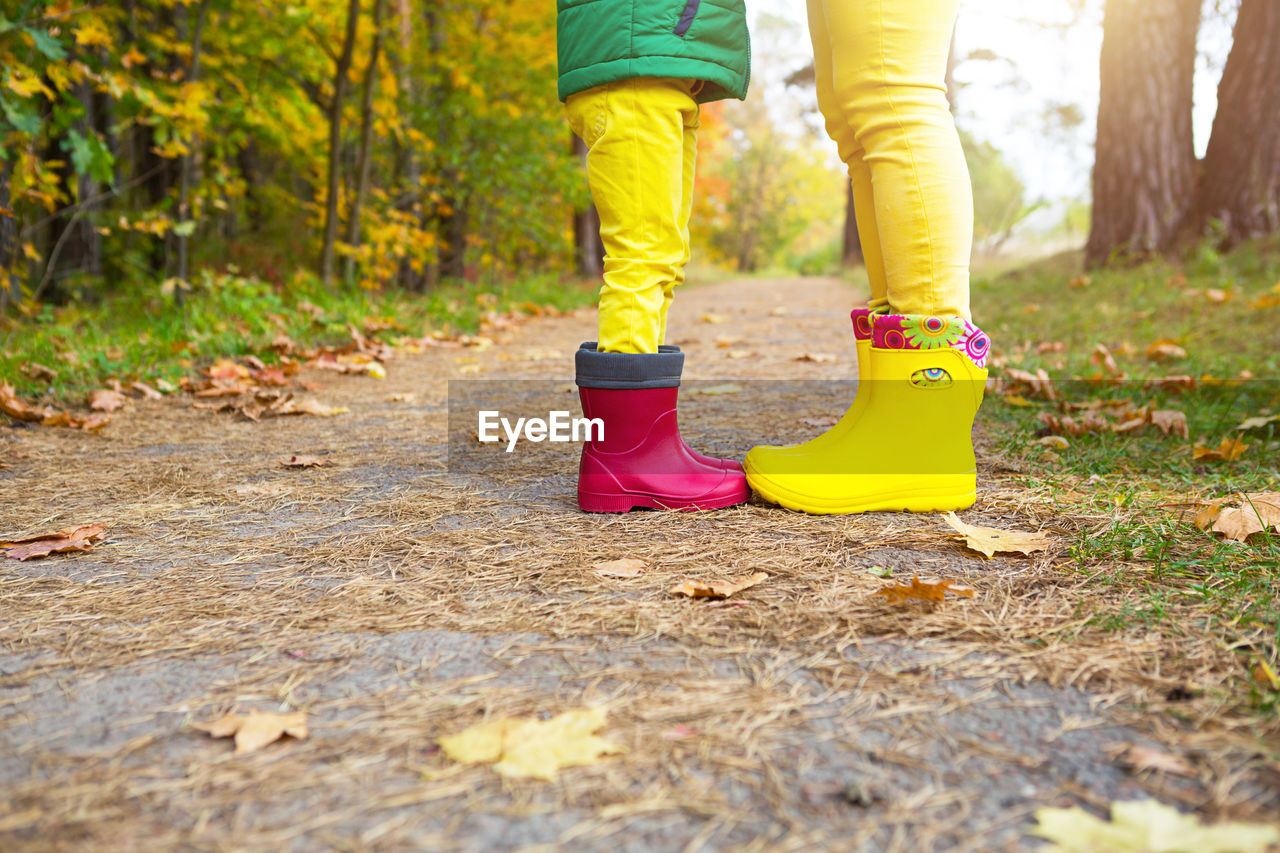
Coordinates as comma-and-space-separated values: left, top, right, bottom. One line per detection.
1, 0, 1278, 383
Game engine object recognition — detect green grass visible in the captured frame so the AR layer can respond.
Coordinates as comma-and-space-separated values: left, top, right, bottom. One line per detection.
974, 239, 1280, 715
1, 268, 597, 402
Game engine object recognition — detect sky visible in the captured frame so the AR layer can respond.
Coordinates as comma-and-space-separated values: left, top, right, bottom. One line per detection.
742, 0, 1235, 208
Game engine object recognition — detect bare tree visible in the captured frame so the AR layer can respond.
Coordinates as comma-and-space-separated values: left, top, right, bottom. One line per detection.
1086, 0, 1201, 267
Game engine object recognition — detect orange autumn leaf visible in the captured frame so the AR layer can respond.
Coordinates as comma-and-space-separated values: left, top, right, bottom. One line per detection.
194, 710, 308, 754
1193, 436, 1250, 462
874, 575, 975, 603
670, 572, 768, 599
1145, 339, 1188, 361
2, 525, 107, 561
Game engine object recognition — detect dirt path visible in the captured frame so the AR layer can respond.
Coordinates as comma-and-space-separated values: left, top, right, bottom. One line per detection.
0, 277, 1270, 851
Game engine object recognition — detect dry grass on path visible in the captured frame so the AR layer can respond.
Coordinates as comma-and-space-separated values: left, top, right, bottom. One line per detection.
2, 276, 1277, 850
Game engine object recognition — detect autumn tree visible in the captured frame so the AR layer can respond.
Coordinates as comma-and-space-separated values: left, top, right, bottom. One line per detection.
1086, 0, 1201, 267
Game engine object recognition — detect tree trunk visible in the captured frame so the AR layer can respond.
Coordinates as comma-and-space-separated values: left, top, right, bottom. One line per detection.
1085, 0, 1200, 268
319, 0, 362, 284
0, 160, 17, 313
175, 0, 211, 299
390, 0, 424, 290
1192, 0, 1280, 245
571, 133, 603, 278
343, 0, 387, 284
841, 182, 863, 268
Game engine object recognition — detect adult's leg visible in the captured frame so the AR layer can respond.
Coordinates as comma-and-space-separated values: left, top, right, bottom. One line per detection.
806, 0, 888, 311
823, 0, 972, 320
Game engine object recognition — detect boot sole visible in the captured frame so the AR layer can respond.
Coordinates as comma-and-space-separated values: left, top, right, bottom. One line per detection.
744, 464, 976, 515
579, 488, 750, 514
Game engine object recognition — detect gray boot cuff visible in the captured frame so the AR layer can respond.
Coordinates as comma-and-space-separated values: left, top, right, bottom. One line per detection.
575, 343, 684, 389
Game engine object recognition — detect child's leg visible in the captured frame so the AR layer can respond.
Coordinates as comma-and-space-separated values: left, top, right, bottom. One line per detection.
805, 0, 888, 313
822, 0, 972, 320
658, 106, 699, 346
565, 78, 700, 354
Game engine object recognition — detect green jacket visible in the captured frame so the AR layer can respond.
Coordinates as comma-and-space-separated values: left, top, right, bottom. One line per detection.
557, 0, 750, 104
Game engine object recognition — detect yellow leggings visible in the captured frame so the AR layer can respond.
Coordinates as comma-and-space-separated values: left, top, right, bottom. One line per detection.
566, 78, 700, 354
807, 0, 973, 320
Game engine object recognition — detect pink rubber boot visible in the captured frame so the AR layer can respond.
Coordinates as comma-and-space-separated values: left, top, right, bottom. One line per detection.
575, 346, 750, 513
579, 342, 742, 471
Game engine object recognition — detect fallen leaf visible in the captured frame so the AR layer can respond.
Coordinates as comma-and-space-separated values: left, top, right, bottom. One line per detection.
1209, 493, 1280, 542
1038, 435, 1070, 450
1111, 744, 1196, 778
699, 313, 729, 324
944, 512, 1052, 559
592, 558, 647, 578
874, 575, 975, 603
129, 381, 164, 400
438, 706, 621, 780
1038, 412, 1110, 437
1193, 500, 1224, 531
866, 565, 893, 578
800, 416, 839, 428
0, 382, 55, 422
715, 336, 742, 348
1069, 274, 1091, 289
1003, 394, 1036, 407
1036, 341, 1066, 354
1147, 375, 1196, 393
769, 306, 789, 316
1253, 660, 1279, 691
87, 389, 127, 413
1150, 410, 1189, 438
1248, 283, 1280, 310
194, 710, 308, 754
1145, 339, 1188, 361
19, 362, 57, 382
670, 572, 768, 599
1002, 367, 1058, 400
1237, 414, 1280, 432
281, 455, 332, 469
1193, 436, 1250, 462
725, 349, 752, 359
2, 525, 106, 561
1032, 799, 1278, 853
387, 392, 417, 403
1205, 288, 1232, 304
1091, 344, 1120, 376
795, 353, 837, 363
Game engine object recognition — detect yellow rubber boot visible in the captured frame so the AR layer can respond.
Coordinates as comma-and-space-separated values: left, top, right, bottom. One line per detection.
745, 315, 989, 514
751, 309, 874, 459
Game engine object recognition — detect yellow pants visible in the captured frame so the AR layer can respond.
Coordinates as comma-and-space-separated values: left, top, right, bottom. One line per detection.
566, 78, 700, 354
807, 0, 973, 320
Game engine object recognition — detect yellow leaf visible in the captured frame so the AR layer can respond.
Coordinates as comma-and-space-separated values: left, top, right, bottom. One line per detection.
6, 73, 51, 100
439, 707, 621, 780
699, 313, 729, 324
75, 18, 114, 49
194, 710, 308, 755
1032, 799, 1278, 853
943, 512, 1052, 559
669, 572, 768, 599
